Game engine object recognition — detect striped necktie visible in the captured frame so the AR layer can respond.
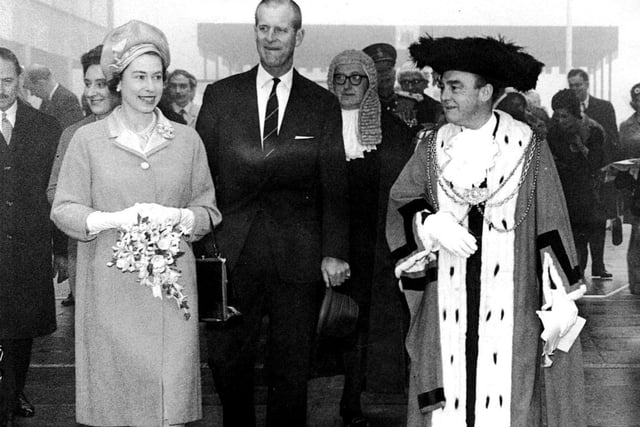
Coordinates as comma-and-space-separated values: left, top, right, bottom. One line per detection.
1, 112, 12, 144
263, 77, 280, 156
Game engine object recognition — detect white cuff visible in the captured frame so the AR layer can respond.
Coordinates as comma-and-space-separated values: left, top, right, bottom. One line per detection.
414, 210, 439, 253
86, 211, 115, 235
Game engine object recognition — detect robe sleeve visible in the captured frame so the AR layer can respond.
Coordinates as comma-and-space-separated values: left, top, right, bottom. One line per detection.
535, 137, 584, 297
386, 130, 438, 291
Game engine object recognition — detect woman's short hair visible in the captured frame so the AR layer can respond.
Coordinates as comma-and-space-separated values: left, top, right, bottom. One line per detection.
551, 89, 581, 118
81, 45, 104, 75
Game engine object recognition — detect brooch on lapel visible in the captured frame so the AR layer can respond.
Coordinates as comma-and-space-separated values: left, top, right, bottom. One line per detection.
156, 123, 175, 140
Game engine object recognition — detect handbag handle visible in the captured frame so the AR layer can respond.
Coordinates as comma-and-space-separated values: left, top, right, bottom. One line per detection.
198, 213, 221, 259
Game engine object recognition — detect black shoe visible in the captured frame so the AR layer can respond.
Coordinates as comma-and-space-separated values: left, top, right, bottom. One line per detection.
592, 270, 613, 279
61, 292, 75, 306
14, 392, 35, 418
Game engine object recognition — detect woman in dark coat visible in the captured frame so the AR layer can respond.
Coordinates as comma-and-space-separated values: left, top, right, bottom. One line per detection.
547, 89, 605, 275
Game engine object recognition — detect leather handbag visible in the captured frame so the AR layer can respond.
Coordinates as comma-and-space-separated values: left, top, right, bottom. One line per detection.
612, 197, 623, 246
193, 227, 241, 324
316, 287, 359, 338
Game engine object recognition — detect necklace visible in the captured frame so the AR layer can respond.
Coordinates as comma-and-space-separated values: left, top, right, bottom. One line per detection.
133, 116, 156, 140
426, 123, 542, 233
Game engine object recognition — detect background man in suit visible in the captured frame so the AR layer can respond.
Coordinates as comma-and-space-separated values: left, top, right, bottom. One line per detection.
166, 69, 200, 127
23, 64, 83, 304
568, 68, 619, 278
196, 1, 350, 426
0, 47, 61, 427
396, 61, 443, 127
23, 64, 84, 130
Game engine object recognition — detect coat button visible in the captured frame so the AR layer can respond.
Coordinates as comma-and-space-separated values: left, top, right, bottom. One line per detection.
5, 201, 12, 206
140, 162, 150, 170
6, 234, 12, 240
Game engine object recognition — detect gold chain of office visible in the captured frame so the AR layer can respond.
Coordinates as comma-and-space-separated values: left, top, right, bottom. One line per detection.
425, 128, 542, 233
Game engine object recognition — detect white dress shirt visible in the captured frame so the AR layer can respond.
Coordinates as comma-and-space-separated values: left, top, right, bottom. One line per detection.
171, 101, 201, 128
1, 101, 17, 144
256, 64, 294, 147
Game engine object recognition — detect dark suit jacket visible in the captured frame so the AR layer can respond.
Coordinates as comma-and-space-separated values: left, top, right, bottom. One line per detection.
585, 96, 620, 218
196, 66, 349, 283
0, 100, 61, 339
40, 84, 84, 130
585, 95, 618, 159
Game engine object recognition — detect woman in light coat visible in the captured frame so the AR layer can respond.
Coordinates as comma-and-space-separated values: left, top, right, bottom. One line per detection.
51, 20, 220, 427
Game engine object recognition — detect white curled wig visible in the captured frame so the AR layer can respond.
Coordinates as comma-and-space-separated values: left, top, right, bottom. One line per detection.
327, 49, 382, 146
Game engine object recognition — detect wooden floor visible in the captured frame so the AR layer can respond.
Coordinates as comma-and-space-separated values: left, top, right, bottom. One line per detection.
15, 225, 640, 426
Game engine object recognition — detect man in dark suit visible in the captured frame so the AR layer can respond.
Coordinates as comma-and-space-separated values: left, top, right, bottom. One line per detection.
23, 64, 84, 130
568, 68, 619, 278
196, 1, 350, 426
0, 48, 61, 427
23, 64, 83, 304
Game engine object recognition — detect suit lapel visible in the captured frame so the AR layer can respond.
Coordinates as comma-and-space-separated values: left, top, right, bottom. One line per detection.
278, 70, 307, 147
243, 67, 261, 149
11, 101, 30, 152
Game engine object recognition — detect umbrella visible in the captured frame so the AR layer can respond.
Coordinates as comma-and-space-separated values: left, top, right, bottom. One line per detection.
601, 158, 640, 183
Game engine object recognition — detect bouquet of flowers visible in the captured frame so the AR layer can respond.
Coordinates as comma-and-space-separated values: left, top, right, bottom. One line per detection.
107, 214, 191, 320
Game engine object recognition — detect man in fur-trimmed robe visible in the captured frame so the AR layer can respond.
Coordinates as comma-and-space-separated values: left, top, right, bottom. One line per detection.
386, 35, 587, 427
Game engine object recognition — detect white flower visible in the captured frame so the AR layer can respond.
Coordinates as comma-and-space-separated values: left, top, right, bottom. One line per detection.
107, 215, 191, 320
157, 236, 171, 251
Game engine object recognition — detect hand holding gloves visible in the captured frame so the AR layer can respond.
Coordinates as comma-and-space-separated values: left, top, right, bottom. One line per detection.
415, 210, 478, 258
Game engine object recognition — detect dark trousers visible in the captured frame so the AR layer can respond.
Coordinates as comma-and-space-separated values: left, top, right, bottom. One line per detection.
206, 220, 320, 427
0, 338, 32, 424
588, 218, 607, 273
574, 220, 606, 275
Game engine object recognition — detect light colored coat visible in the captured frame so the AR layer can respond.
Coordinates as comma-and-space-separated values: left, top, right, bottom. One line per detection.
51, 109, 220, 426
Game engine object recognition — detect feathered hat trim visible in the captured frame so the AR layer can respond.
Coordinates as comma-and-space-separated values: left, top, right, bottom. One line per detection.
408, 34, 544, 92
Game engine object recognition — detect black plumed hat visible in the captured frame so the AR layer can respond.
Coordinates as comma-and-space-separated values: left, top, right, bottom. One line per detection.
408, 34, 544, 92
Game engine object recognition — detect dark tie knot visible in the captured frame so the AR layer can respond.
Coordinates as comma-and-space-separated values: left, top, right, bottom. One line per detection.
271, 78, 280, 93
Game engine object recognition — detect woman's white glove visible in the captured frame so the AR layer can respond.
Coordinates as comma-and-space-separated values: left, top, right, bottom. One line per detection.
137, 203, 182, 225
417, 211, 477, 258
137, 203, 194, 233
86, 205, 142, 235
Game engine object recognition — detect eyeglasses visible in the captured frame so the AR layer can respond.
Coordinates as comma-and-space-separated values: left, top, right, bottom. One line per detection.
333, 74, 368, 86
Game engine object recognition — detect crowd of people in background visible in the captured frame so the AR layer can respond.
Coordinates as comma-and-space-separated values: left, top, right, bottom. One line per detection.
0, 0, 638, 426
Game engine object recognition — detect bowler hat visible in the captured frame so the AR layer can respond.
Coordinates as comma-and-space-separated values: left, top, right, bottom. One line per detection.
317, 288, 359, 338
